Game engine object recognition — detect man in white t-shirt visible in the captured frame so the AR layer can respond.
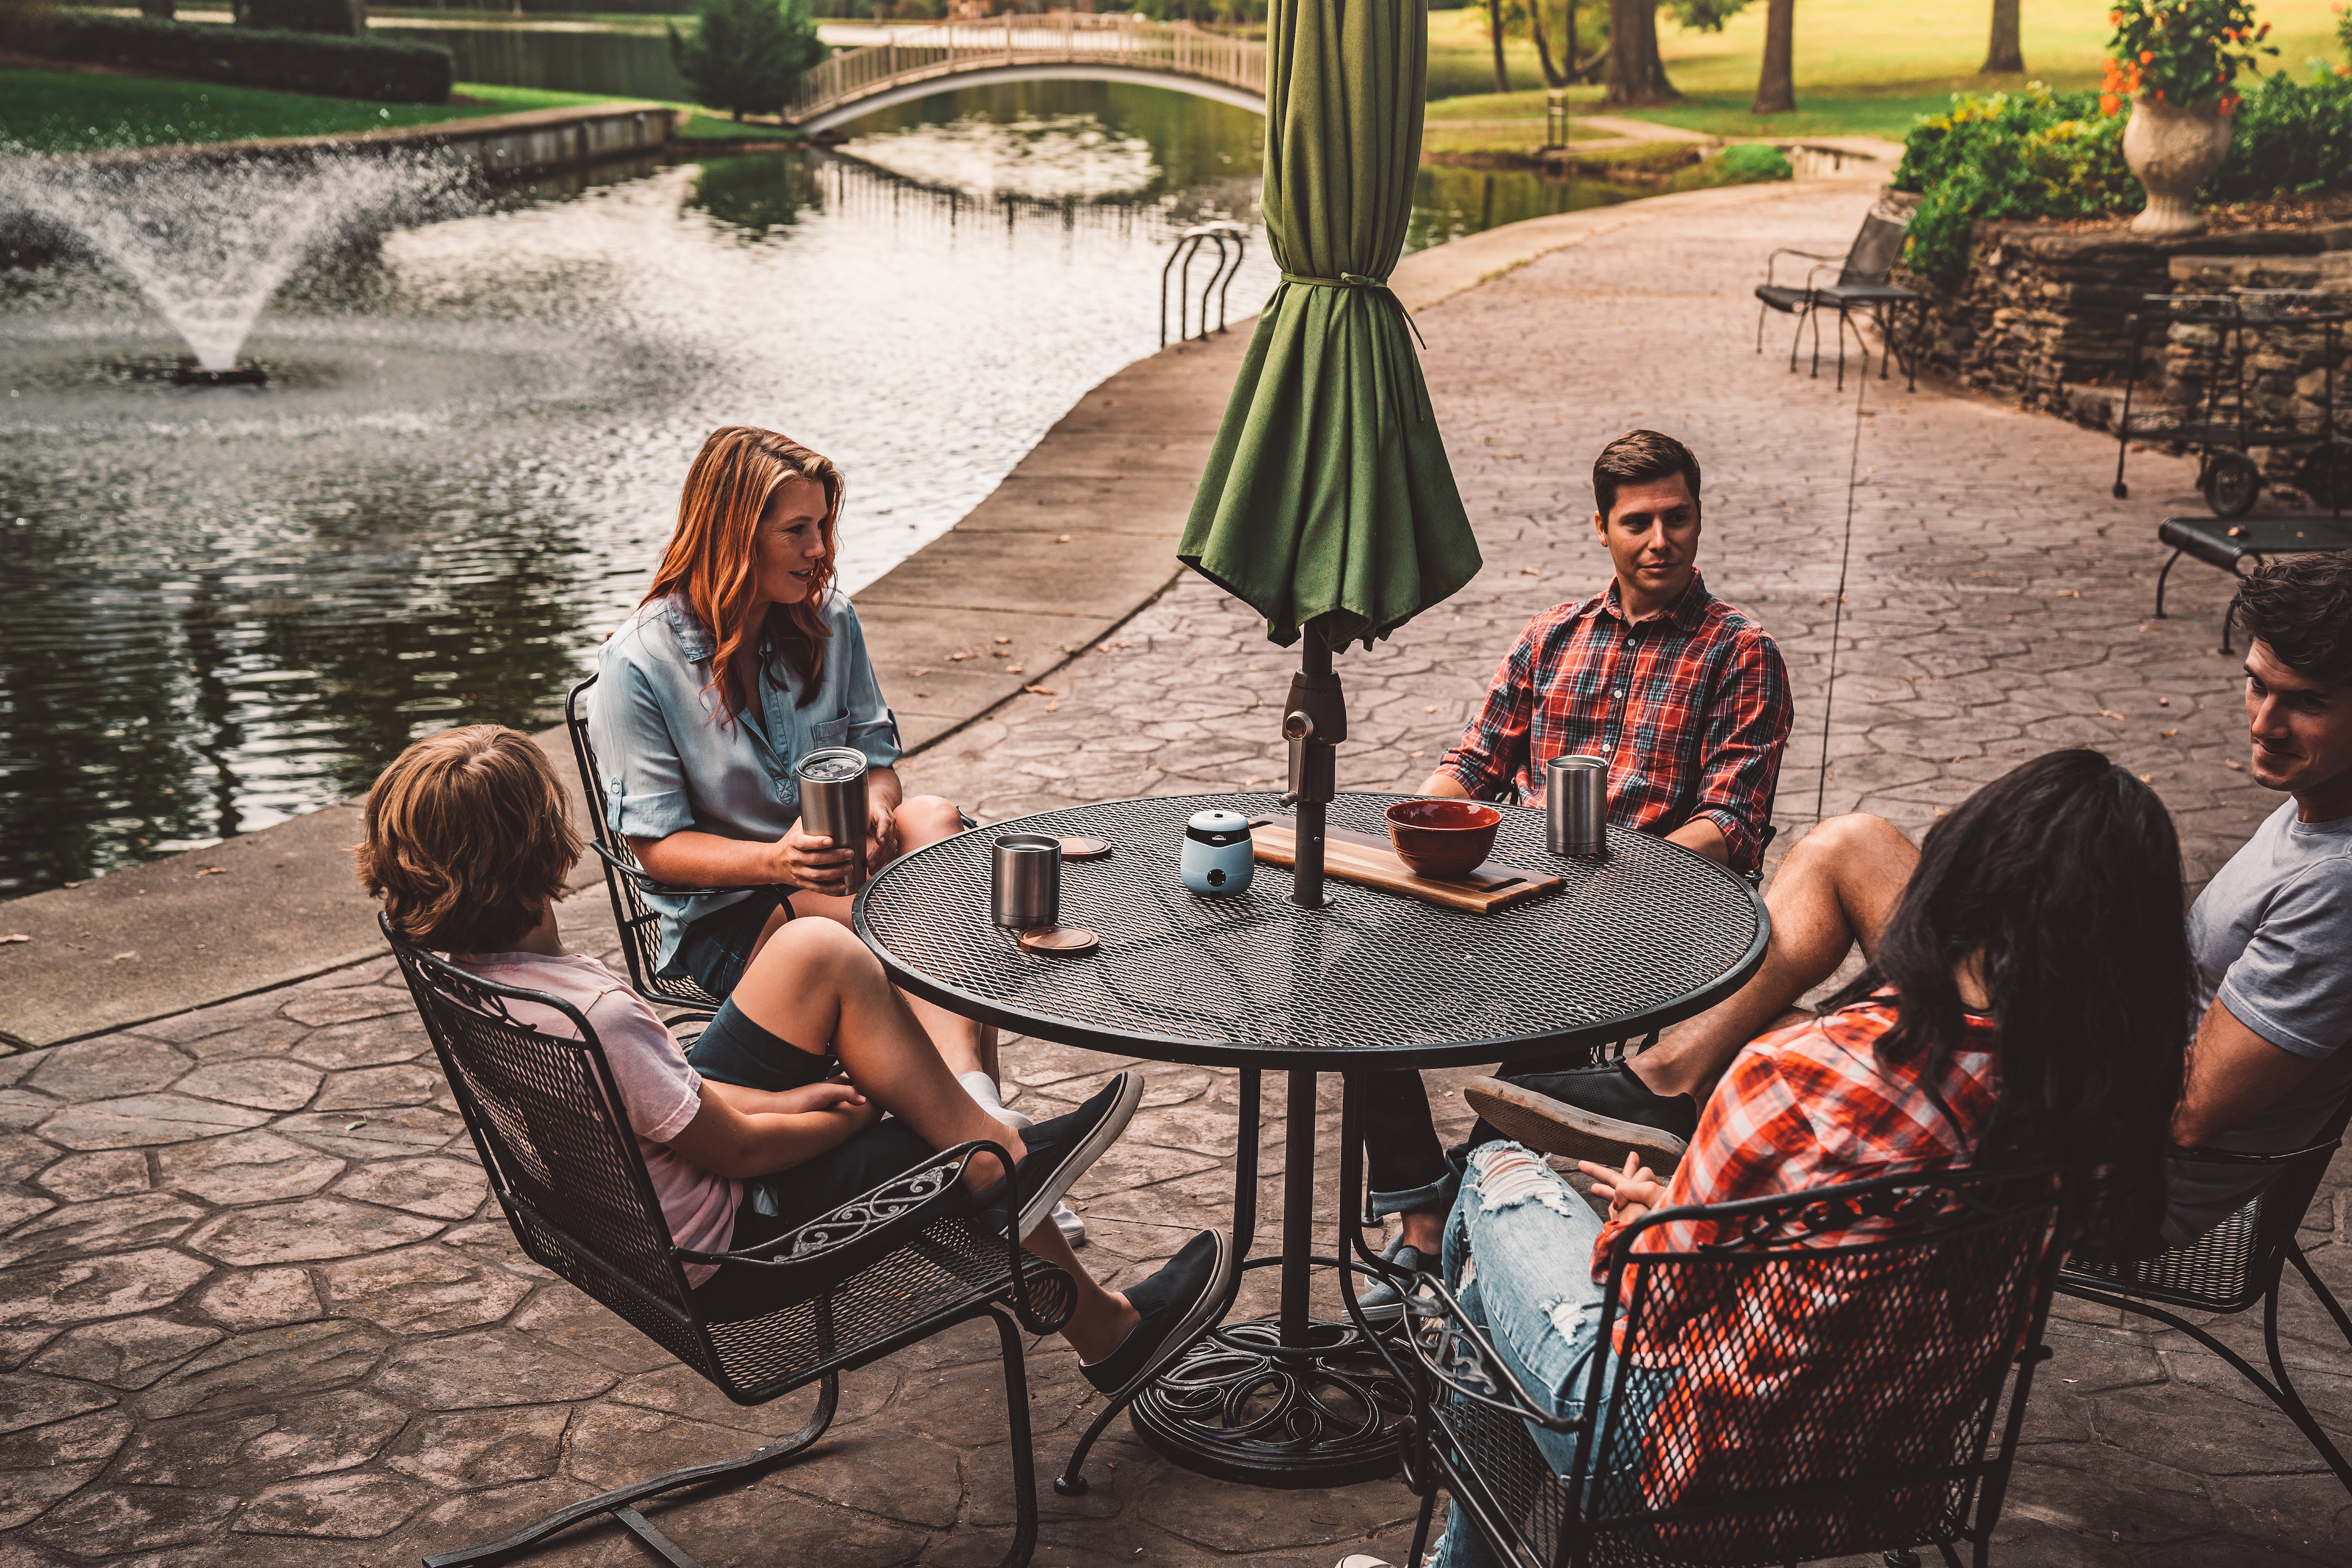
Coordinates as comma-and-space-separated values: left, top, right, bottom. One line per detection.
358, 724, 1234, 1404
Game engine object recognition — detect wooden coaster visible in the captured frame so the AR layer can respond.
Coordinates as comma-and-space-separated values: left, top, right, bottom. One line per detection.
1058, 837, 1113, 861
1018, 926, 1100, 956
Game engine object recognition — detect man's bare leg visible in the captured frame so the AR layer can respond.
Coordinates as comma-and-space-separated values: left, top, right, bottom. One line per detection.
1631, 813, 1918, 1098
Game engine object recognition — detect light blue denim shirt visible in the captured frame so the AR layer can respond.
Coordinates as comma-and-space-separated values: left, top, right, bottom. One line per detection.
589, 591, 903, 968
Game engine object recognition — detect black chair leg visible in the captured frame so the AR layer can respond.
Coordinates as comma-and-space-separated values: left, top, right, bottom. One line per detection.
1408, 1489, 1440, 1567
988, 1303, 1045, 1568
2286, 1241, 2352, 1348
423, 1371, 840, 1566
2059, 1281, 2352, 1497
2154, 547, 2183, 619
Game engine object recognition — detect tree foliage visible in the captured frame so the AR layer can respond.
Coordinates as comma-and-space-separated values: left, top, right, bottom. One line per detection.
669, 0, 825, 122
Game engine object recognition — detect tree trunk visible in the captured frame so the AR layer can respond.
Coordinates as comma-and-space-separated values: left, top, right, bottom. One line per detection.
1982, 0, 2024, 73
1752, 0, 1796, 115
1528, 0, 1565, 89
1486, 0, 1511, 93
1604, 0, 1677, 106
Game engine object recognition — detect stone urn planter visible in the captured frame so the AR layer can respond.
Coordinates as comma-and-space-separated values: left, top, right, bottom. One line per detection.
2124, 95, 2235, 236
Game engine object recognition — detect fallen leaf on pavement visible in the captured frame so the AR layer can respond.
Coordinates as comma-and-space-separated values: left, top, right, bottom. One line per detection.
344, 1119, 368, 1132
1045, 701, 1061, 713
196, 867, 226, 877
1007, 666, 1024, 674
2098, 710, 2125, 721
1023, 685, 1057, 696
908, 667, 931, 677
2054, 589, 2082, 599
2226, 760, 2244, 770
994, 636, 1012, 644
1424, 706, 1438, 714
2161, 728, 2179, 738
1520, 567, 1542, 577
0, 934, 29, 945
1054, 534, 1072, 543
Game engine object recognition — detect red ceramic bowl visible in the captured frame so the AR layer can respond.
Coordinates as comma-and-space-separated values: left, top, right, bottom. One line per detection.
1385, 798, 1504, 880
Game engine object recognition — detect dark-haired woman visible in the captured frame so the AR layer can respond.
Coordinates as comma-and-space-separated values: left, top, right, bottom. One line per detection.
1375, 751, 2191, 1568
589, 429, 1081, 1233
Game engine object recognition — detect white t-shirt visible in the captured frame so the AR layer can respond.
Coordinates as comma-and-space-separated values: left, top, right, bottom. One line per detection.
457, 951, 740, 1285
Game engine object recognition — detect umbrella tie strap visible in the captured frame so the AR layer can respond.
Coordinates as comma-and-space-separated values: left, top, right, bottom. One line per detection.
1279, 271, 1429, 353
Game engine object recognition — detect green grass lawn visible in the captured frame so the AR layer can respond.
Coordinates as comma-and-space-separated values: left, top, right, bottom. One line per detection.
0, 68, 620, 153
1427, 0, 2343, 138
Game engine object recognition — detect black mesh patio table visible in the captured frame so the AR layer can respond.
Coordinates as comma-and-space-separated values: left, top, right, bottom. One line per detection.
856, 791, 1769, 1492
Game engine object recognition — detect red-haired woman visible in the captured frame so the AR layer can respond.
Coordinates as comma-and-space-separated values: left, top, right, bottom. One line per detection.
589, 429, 1076, 1228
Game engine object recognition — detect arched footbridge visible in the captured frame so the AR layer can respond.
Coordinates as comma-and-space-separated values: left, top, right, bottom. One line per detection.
787, 15, 1265, 132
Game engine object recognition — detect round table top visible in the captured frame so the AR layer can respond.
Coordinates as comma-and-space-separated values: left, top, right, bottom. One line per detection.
855, 792, 1769, 1071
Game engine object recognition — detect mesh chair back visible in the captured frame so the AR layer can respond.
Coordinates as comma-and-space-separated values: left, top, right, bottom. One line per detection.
2066, 1092, 2352, 1313
1838, 213, 1910, 287
564, 674, 724, 1014
385, 925, 718, 1378
1573, 1165, 2069, 1567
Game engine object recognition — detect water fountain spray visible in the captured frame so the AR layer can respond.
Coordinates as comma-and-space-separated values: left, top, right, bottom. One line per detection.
0, 146, 470, 385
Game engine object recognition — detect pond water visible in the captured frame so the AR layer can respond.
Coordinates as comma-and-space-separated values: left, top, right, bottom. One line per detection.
0, 79, 1633, 897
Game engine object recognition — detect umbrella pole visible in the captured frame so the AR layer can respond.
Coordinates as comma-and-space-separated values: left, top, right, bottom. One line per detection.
1281, 631, 1345, 910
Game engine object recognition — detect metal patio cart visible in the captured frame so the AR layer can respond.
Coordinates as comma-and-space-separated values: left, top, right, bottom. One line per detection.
2056, 1094, 2352, 1496
2110, 290, 2352, 520
1369, 1162, 2077, 1568
854, 790, 1769, 1493
385, 920, 1077, 1568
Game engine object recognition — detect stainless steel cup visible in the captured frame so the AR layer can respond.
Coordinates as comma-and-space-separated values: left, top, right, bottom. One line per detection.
795, 747, 871, 894
991, 834, 1062, 930
1546, 754, 1608, 858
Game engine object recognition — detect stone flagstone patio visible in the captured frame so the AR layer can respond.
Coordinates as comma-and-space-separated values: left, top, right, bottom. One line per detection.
2, 178, 2348, 1566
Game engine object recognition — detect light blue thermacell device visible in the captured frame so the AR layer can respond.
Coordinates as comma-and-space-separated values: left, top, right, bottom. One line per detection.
1181, 808, 1255, 896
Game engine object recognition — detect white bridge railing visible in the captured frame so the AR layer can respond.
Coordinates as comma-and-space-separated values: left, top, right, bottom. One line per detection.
787, 14, 1265, 125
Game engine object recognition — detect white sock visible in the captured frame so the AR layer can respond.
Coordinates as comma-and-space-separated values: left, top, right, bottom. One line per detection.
959, 1071, 1012, 1116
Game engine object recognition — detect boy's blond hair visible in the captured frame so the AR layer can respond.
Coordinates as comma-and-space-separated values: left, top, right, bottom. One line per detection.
357, 726, 580, 952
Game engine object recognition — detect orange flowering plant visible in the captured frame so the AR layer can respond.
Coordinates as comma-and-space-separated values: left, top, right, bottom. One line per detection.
2102, 0, 2277, 114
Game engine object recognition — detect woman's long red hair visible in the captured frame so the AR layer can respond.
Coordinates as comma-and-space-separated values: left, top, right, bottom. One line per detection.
643, 426, 841, 718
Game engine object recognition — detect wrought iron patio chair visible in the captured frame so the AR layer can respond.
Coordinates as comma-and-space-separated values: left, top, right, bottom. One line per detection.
1755, 208, 1925, 392
2057, 1095, 2352, 1495
385, 916, 1074, 1568
1371, 1162, 2074, 1568
564, 674, 732, 1019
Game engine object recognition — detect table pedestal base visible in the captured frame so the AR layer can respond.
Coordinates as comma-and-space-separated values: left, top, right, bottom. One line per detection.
1127, 1316, 1409, 1489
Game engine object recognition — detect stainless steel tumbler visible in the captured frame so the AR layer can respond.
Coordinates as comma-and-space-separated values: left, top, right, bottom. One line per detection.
796, 747, 871, 894
991, 834, 1062, 930
1546, 754, 1608, 858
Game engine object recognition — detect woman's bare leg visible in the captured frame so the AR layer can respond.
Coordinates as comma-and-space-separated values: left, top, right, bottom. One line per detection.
1631, 814, 1919, 1099
727, 918, 1138, 1357
728, 918, 1020, 1186
760, 795, 987, 1078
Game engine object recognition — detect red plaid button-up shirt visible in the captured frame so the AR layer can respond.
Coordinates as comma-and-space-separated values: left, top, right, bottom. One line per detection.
1433, 574, 1791, 873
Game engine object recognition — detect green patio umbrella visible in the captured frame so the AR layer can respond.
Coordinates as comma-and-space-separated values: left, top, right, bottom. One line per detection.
1178, 0, 1481, 907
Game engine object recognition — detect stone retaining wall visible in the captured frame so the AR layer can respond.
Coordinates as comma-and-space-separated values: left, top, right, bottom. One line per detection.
1899, 216, 2352, 424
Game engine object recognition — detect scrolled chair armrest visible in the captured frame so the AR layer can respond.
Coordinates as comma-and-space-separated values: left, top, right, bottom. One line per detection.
674, 1140, 1075, 1334
589, 841, 733, 900
1762, 246, 1846, 288
1396, 1271, 1588, 1436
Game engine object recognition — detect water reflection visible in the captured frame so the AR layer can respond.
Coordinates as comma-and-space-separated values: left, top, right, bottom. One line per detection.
1, 79, 1636, 897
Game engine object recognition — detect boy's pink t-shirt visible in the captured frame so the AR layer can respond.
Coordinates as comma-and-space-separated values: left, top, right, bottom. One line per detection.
456, 951, 740, 1286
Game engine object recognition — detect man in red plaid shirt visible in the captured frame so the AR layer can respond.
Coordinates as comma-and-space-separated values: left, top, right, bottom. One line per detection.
1352, 430, 1793, 1322
1415, 429, 1792, 871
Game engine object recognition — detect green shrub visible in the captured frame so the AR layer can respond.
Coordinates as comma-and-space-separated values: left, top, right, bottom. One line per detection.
2208, 65, 2352, 199
1892, 85, 2136, 283
1718, 142, 1792, 180
48, 14, 453, 103
668, 0, 824, 122
233, 0, 360, 37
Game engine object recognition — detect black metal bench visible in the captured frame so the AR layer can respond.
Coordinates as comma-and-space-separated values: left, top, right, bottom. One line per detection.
2152, 516, 2352, 653
385, 917, 1074, 1567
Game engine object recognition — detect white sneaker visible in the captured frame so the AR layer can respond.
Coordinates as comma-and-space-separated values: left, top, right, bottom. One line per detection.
1337, 1557, 1394, 1568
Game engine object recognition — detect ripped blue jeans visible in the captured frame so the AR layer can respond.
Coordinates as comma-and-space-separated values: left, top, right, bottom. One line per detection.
1430, 1142, 1674, 1568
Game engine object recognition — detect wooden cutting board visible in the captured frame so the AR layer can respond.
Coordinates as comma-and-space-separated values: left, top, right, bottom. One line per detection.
1251, 821, 1562, 914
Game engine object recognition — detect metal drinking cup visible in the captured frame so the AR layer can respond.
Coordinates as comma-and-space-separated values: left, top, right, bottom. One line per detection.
796, 747, 871, 894
991, 834, 1063, 931
1546, 754, 1608, 858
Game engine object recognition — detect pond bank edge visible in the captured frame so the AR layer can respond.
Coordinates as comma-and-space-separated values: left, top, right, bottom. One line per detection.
0, 168, 1858, 1049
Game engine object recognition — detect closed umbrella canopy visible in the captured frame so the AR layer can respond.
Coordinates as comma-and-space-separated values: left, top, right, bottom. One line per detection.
1177, 0, 1481, 651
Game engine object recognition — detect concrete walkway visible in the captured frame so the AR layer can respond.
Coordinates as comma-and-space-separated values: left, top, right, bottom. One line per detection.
1, 176, 2347, 1567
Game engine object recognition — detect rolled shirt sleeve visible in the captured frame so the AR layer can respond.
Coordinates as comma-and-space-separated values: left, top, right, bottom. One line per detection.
589, 643, 699, 842
1685, 628, 1793, 874
833, 601, 904, 771
1436, 631, 1538, 800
